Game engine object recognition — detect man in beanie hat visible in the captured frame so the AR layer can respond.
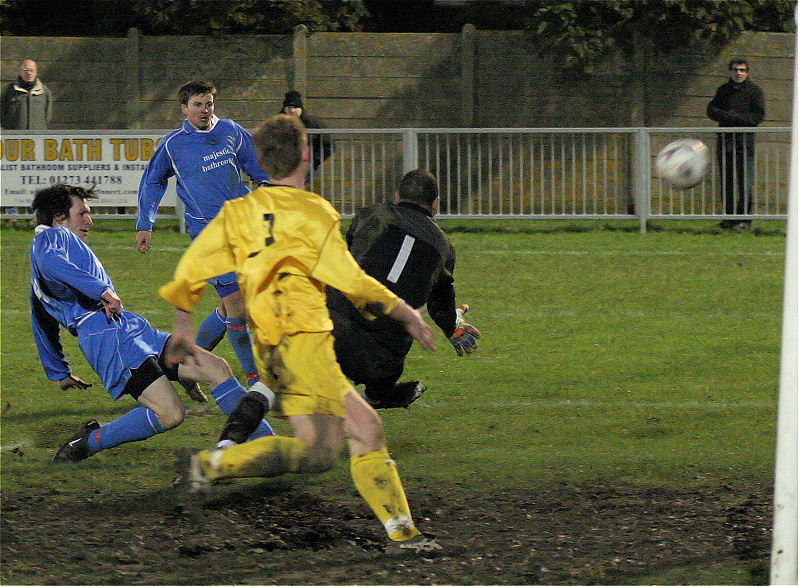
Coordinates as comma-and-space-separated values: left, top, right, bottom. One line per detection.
279, 90, 334, 172
282, 90, 304, 111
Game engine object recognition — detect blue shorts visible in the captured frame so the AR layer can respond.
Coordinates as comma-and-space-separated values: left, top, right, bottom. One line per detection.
76, 310, 170, 400
208, 271, 240, 298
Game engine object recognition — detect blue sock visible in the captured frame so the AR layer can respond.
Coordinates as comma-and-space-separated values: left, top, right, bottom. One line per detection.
211, 377, 247, 414
86, 407, 164, 455
248, 417, 274, 440
196, 309, 226, 351
225, 315, 260, 386
212, 377, 274, 439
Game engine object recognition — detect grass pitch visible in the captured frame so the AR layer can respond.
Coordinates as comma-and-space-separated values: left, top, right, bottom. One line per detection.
0, 219, 785, 584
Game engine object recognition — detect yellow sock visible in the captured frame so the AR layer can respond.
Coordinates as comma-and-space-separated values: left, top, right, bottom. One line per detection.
350, 446, 420, 541
198, 435, 306, 481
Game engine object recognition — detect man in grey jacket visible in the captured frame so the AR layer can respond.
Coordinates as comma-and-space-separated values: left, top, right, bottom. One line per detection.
1, 59, 52, 130
1, 59, 53, 223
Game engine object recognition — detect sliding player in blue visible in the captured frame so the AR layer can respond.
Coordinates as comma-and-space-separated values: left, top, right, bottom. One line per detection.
30, 184, 273, 463
136, 80, 266, 387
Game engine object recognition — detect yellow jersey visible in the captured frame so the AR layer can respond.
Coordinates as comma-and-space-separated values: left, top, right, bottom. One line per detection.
159, 185, 400, 346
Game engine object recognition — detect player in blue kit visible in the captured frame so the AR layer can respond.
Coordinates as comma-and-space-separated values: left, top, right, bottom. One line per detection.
31, 184, 273, 463
136, 80, 266, 388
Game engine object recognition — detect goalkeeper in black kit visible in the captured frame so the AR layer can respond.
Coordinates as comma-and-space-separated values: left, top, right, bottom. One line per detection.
217, 168, 480, 448
327, 168, 481, 409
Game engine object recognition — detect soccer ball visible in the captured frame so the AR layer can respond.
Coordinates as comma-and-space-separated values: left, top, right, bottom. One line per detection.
655, 138, 710, 189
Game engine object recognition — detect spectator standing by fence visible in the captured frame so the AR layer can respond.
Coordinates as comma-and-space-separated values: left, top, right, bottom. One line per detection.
279, 90, 334, 176
1, 59, 52, 130
2, 59, 52, 224
707, 58, 765, 230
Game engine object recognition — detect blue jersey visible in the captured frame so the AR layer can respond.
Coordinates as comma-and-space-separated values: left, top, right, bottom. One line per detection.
137, 116, 269, 238
30, 225, 169, 398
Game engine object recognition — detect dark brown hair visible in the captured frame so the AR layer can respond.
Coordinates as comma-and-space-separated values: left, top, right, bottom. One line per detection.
178, 80, 216, 105
32, 183, 97, 226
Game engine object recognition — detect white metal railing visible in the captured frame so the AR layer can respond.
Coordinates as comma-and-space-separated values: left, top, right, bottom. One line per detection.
415, 129, 635, 218
2, 127, 789, 233
647, 128, 789, 223
307, 127, 789, 233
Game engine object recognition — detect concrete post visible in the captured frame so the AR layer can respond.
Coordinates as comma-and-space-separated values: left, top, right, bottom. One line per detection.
633, 128, 651, 233
125, 28, 141, 129
629, 31, 647, 127
461, 24, 476, 127
293, 24, 308, 95
402, 129, 418, 173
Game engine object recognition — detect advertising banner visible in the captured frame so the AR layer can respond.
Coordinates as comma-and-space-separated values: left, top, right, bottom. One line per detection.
0, 130, 176, 207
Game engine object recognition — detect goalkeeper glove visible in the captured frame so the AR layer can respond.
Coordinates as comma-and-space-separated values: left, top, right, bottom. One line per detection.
449, 304, 481, 356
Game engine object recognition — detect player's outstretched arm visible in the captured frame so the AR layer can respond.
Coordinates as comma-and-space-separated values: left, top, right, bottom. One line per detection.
389, 300, 436, 351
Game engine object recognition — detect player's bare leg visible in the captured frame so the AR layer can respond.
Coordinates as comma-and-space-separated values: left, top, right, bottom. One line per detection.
173, 344, 238, 390
136, 378, 186, 430
168, 336, 275, 439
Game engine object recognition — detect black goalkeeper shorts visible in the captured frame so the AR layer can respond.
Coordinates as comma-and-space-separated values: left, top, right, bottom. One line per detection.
328, 306, 405, 389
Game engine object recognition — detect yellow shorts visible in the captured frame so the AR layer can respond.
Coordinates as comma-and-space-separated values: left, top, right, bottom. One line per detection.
253, 331, 351, 418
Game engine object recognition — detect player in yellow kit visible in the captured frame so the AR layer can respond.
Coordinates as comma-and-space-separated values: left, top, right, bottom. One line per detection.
161, 114, 441, 554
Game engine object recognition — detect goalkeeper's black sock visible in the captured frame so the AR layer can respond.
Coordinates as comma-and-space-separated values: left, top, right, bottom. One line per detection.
363, 380, 394, 404
393, 381, 424, 405
218, 393, 268, 445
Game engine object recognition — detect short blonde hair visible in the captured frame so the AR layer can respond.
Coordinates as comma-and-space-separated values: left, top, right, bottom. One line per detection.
252, 114, 307, 178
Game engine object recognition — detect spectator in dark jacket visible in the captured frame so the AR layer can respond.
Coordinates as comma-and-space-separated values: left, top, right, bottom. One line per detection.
279, 90, 333, 173
707, 58, 765, 229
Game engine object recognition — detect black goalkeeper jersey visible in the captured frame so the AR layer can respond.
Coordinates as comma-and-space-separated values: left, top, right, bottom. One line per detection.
327, 200, 457, 356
